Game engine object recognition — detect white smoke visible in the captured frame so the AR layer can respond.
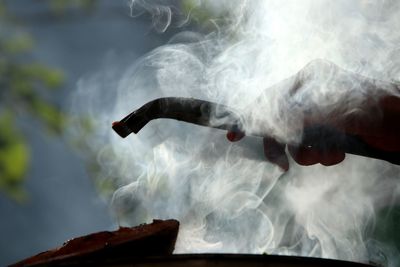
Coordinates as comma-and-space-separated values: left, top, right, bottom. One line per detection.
70, 1, 400, 266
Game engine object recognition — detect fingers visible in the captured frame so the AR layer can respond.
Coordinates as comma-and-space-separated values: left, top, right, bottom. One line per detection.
226, 131, 290, 171
226, 131, 245, 142
288, 145, 345, 166
263, 137, 289, 171
319, 149, 346, 166
227, 131, 345, 170
288, 145, 320, 166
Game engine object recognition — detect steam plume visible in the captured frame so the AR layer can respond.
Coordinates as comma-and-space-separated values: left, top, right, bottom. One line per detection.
70, 1, 400, 266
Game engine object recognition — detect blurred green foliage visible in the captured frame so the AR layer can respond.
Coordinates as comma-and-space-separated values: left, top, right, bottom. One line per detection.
0, 113, 29, 201
181, 0, 213, 25
0, 0, 96, 202
181, 0, 234, 32
70, 115, 121, 200
49, 0, 97, 14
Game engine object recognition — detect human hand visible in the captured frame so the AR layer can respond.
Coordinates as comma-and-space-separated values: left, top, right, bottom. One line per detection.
227, 59, 400, 171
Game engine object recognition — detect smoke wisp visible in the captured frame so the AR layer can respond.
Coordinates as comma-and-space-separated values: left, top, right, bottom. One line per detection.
70, 1, 400, 266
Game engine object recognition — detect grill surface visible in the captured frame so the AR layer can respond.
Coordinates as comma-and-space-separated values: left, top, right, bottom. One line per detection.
59, 254, 375, 267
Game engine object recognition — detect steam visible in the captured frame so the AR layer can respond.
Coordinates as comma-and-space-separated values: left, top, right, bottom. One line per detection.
70, 1, 400, 266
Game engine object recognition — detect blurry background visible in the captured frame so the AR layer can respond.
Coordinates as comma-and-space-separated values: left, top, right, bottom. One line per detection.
0, 1, 181, 265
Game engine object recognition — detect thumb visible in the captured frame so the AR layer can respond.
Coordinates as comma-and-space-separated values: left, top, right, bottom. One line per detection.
263, 137, 289, 171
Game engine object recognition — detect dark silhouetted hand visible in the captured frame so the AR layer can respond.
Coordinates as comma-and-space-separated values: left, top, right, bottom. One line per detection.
227, 59, 400, 171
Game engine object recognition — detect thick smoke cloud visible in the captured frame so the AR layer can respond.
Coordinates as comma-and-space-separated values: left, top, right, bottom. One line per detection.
70, 1, 400, 266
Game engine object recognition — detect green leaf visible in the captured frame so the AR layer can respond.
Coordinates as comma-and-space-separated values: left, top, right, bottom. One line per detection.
11, 78, 34, 96
31, 99, 65, 134
181, 0, 213, 25
2, 33, 34, 54
18, 63, 65, 89
41, 68, 64, 88
0, 2, 6, 17
79, 0, 97, 11
49, 0, 70, 14
0, 113, 29, 202
49, 0, 97, 15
